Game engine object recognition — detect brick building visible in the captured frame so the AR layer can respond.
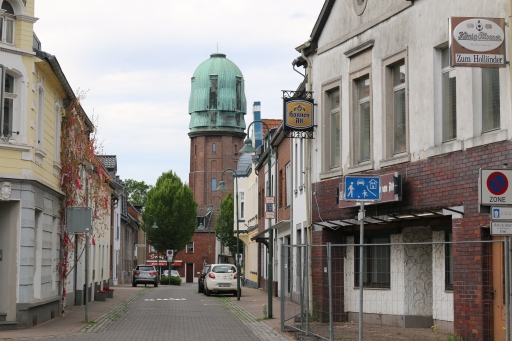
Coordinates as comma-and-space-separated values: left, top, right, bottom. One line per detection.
184, 53, 248, 282
290, 0, 510, 340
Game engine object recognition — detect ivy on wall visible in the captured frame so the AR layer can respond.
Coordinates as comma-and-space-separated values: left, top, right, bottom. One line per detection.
58, 91, 111, 310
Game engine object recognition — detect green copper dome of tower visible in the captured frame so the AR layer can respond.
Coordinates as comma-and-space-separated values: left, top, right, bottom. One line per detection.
189, 53, 247, 134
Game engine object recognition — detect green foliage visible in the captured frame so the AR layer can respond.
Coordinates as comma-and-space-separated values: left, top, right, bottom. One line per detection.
123, 179, 153, 207
214, 193, 241, 260
447, 335, 464, 341
144, 171, 197, 255
159, 276, 182, 286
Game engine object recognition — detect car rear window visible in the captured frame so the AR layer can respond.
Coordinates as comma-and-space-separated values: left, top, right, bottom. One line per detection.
138, 266, 154, 271
212, 265, 236, 273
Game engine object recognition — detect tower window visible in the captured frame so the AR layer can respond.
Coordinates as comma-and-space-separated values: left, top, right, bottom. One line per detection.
236, 76, 242, 111
212, 143, 216, 155
210, 75, 218, 109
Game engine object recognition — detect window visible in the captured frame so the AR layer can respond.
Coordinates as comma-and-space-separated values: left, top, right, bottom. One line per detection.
300, 138, 304, 186
37, 84, 45, 149
2, 73, 15, 137
212, 178, 216, 190
392, 63, 406, 154
209, 75, 218, 109
239, 192, 244, 218
236, 76, 242, 111
328, 88, 340, 168
279, 169, 283, 207
356, 76, 371, 163
285, 162, 291, 206
441, 48, 456, 142
186, 242, 194, 253
482, 68, 500, 132
354, 235, 390, 288
445, 231, 453, 290
0, 1, 14, 45
212, 143, 216, 155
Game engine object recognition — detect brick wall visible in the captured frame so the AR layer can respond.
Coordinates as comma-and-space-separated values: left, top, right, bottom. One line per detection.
311, 140, 512, 340
174, 231, 215, 278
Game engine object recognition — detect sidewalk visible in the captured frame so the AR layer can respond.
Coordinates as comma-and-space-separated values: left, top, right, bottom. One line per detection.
0, 285, 144, 340
229, 287, 296, 341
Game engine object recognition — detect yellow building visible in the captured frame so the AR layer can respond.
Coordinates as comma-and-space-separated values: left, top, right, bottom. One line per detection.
0, 0, 103, 329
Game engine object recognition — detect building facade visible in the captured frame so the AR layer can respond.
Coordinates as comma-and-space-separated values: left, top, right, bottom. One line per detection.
293, 0, 510, 340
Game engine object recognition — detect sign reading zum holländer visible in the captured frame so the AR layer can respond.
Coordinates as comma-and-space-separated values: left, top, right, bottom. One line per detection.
283, 99, 314, 132
450, 17, 506, 68
491, 221, 512, 236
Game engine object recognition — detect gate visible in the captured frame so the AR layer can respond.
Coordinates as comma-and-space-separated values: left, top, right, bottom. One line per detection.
281, 239, 511, 341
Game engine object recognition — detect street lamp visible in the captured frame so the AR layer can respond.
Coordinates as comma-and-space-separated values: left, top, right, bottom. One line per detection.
240, 120, 274, 318
198, 195, 223, 265
215, 169, 242, 301
144, 215, 158, 265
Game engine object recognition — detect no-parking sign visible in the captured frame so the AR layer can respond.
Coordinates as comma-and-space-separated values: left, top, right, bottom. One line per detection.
480, 169, 512, 205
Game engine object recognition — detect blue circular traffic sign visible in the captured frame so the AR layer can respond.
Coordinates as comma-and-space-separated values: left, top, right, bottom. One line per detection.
487, 172, 509, 195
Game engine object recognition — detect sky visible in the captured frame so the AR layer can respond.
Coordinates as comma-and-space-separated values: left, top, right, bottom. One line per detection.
35, 0, 325, 186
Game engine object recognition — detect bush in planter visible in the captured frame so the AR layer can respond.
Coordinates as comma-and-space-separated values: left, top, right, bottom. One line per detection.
160, 276, 182, 285
104, 287, 114, 298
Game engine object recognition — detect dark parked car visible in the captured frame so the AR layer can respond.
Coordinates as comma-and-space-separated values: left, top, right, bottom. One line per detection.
197, 264, 211, 293
133, 264, 158, 287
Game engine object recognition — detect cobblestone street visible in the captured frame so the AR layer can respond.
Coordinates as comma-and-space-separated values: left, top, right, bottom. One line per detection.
0, 284, 291, 341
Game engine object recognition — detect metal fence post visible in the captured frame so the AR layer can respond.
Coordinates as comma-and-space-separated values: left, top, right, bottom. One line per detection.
359, 201, 365, 341
300, 245, 304, 330
305, 242, 309, 336
281, 243, 285, 332
507, 237, 510, 341
328, 242, 333, 341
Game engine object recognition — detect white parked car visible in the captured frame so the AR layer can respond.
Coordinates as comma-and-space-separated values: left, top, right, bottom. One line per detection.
203, 263, 239, 297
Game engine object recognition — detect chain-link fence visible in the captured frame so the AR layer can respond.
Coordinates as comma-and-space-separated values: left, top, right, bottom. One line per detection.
281, 238, 510, 341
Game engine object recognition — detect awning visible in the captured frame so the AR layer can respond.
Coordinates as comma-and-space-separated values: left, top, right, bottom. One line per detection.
271, 220, 290, 230
251, 228, 270, 248
146, 260, 167, 266
171, 260, 182, 267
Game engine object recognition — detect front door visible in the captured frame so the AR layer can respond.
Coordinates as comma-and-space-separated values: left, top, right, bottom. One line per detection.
492, 237, 506, 341
186, 263, 193, 283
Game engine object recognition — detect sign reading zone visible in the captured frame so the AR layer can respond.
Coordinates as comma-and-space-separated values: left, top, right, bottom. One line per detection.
480, 169, 512, 205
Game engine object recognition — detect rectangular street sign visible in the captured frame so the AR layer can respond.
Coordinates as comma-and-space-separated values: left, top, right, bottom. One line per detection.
491, 207, 512, 220
265, 196, 275, 219
344, 175, 381, 201
491, 221, 512, 236
66, 207, 92, 233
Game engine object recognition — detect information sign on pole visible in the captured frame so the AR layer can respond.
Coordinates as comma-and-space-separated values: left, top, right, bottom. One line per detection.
491, 221, 512, 236
344, 176, 381, 201
166, 249, 174, 262
265, 196, 275, 219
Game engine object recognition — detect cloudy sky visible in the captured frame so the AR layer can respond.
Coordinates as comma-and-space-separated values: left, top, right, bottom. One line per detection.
35, 0, 324, 185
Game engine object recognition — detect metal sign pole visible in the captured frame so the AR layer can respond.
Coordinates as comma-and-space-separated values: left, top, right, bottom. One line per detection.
506, 236, 510, 341
85, 233, 89, 323
359, 201, 365, 341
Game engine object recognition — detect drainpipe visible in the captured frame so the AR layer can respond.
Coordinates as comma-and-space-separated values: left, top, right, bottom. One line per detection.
296, 40, 313, 314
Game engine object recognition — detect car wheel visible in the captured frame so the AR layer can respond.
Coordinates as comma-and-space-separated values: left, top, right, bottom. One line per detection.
198, 284, 203, 293
132, 281, 136, 287
154, 281, 158, 287
232, 291, 237, 297
205, 285, 211, 296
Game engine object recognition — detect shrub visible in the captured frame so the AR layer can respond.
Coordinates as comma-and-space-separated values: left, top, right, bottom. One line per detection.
160, 276, 182, 285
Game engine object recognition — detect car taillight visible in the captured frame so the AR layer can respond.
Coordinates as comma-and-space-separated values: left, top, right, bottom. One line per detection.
151, 271, 157, 275
234, 273, 237, 279
134, 271, 140, 275
209, 272, 216, 279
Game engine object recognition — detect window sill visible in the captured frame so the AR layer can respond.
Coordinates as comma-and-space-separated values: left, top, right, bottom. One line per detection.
346, 161, 374, 174
319, 168, 342, 180
0, 42, 35, 56
464, 129, 507, 150
353, 286, 391, 290
426, 140, 463, 158
0, 141, 31, 152
380, 153, 410, 168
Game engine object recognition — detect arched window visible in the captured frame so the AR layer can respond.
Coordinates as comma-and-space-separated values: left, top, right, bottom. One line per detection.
0, 1, 15, 44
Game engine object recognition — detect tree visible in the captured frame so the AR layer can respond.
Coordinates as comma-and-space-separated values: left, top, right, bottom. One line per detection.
144, 171, 197, 256
123, 179, 152, 207
215, 193, 240, 262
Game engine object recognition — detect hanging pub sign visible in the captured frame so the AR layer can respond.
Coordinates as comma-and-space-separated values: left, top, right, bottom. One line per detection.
283, 97, 314, 132
450, 17, 506, 68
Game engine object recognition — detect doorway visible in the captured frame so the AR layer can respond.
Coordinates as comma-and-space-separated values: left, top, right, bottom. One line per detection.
0, 201, 20, 321
492, 237, 506, 341
186, 263, 193, 283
